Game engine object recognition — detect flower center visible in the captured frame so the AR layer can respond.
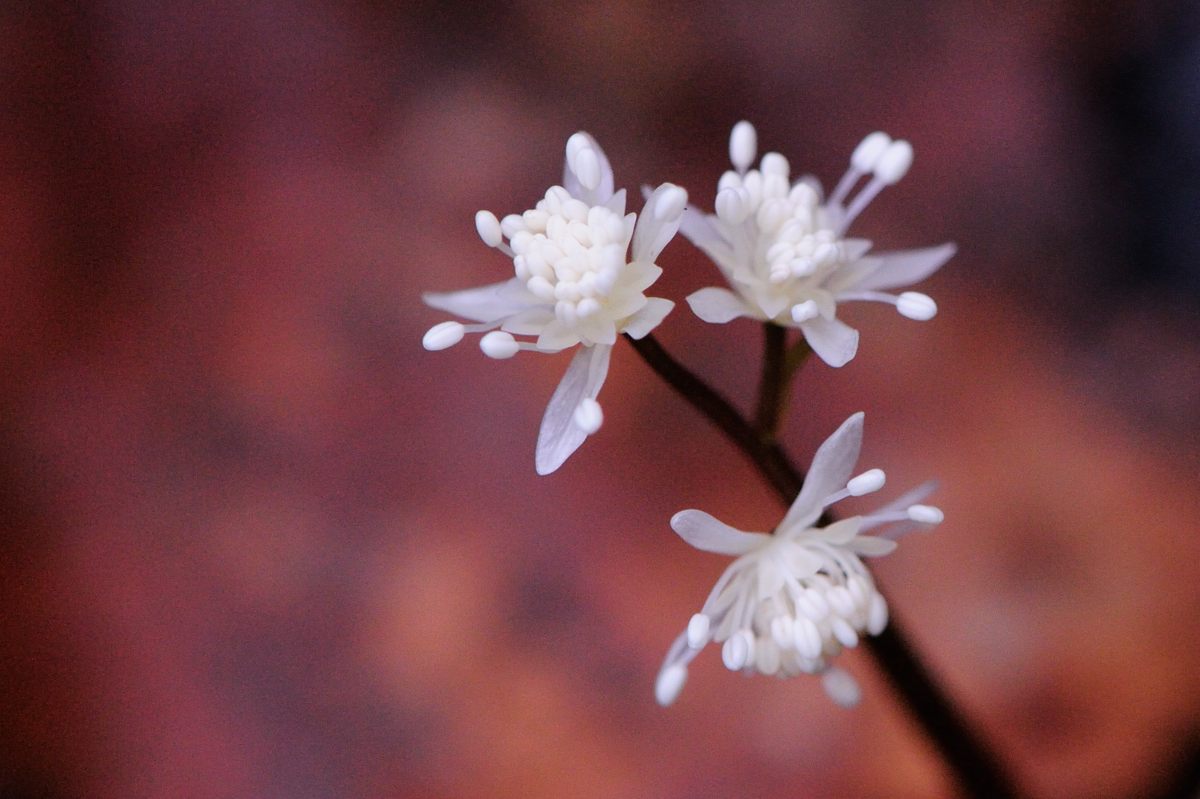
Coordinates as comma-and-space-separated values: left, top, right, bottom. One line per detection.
507, 186, 629, 327
752, 180, 843, 287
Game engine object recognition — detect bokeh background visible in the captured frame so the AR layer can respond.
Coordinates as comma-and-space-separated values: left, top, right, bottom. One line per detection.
2, 2, 1198, 797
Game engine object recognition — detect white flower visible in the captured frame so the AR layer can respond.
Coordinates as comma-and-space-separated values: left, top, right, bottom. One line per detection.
680, 121, 956, 367
422, 132, 687, 474
654, 412, 943, 707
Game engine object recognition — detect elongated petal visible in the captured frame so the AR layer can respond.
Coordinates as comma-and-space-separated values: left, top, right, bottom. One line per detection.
686, 287, 752, 324
604, 188, 627, 216
423, 278, 537, 323
813, 516, 863, 544
780, 412, 865, 532
535, 344, 612, 474
632, 184, 687, 263
800, 315, 859, 367
856, 243, 955, 291
848, 536, 898, 556
678, 206, 730, 253
623, 297, 674, 339
671, 509, 769, 555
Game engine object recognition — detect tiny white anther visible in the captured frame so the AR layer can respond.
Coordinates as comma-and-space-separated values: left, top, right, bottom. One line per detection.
907, 504, 944, 524
847, 468, 886, 496
422, 321, 465, 351
791, 300, 819, 323
793, 616, 823, 660
717, 170, 742, 192
474, 210, 502, 247
566, 132, 590, 161
715, 187, 749, 225
831, 617, 859, 649
654, 184, 687, 221
576, 297, 601, 319
572, 397, 603, 433
874, 139, 913, 185
822, 667, 862, 708
790, 258, 816, 278
770, 615, 794, 649
500, 214, 524, 238
851, 131, 893, 172
686, 613, 711, 649
813, 241, 839, 266
729, 121, 757, 172
760, 152, 789, 178
802, 587, 830, 620
867, 593, 889, 636
828, 586, 856, 618
655, 664, 688, 706
896, 292, 937, 321
756, 638, 781, 675
480, 330, 519, 359
722, 629, 754, 671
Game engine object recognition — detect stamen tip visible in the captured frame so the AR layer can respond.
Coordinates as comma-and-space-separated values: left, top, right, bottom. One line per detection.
480, 330, 519, 359
655, 664, 688, 706
686, 613, 711, 649
572, 397, 603, 433
422, 321, 465, 351
653, 184, 688, 221
474, 210, 502, 248
875, 139, 913, 185
850, 131, 892, 172
729, 121, 757, 172
896, 292, 937, 321
791, 300, 819, 323
847, 468, 886, 496
907, 504, 944, 524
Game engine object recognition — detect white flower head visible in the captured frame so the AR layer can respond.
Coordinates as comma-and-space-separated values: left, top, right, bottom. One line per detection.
681, 121, 956, 367
422, 132, 687, 474
654, 412, 943, 707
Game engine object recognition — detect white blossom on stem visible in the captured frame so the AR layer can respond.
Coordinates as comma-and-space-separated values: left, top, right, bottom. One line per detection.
681, 121, 956, 367
654, 412, 943, 707
422, 132, 686, 474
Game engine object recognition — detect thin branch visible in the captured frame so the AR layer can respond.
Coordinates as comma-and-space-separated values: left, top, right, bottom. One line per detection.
626, 331, 1021, 799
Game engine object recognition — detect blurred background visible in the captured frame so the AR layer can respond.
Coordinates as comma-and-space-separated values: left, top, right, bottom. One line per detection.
2, 1, 1198, 797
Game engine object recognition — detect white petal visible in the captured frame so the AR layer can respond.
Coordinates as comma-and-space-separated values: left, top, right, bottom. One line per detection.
670, 509, 769, 556
686, 287, 752, 324
800, 315, 859, 368
849, 536, 899, 556
632, 183, 687, 263
622, 297, 674, 339
814, 517, 863, 545
855, 243, 955, 291
535, 344, 612, 475
422, 278, 538, 324
604, 188, 627, 216
780, 412, 865, 533
678, 206, 729, 253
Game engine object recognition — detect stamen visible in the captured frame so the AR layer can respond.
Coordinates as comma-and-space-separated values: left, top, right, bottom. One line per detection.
687, 613, 711, 649
572, 398, 603, 433
475, 210, 502, 247
422, 321, 465, 351
822, 667, 862, 708
729, 121, 757, 173
480, 331, 519, 359
896, 292, 937, 321
907, 504, 944, 524
847, 469, 886, 496
867, 594, 889, 635
831, 617, 859, 649
874, 140, 913, 185
654, 184, 688, 221
715, 186, 750, 225
839, 177, 886, 232
722, 629, 755, 671
655, 664, 688, 706
851, 131, 893, 173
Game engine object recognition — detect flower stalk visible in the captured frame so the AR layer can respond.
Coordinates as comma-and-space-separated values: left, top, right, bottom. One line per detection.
626, 330, 1020, 799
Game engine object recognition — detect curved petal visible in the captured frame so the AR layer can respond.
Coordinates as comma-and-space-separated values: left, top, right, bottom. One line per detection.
422, 278, 537, 323
800, 315, 859, 367
780, 412, 865, 532
812, 516, 863, 545
856, 243, 955, 291
623, 297, 674, 339
535, 344, 612, 474
604, 188, 627, 216
632, 183, 687, 263
670, 509, 769, 556
686, 287, 752, 324
678, 206, 729, 254
848, 536, 898, 557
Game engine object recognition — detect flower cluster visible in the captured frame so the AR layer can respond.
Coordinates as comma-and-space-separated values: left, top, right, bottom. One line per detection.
682, 122, 954, 366
653, 413, 943, 707
422, 132, 685, 474
421, 122, 950, 708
